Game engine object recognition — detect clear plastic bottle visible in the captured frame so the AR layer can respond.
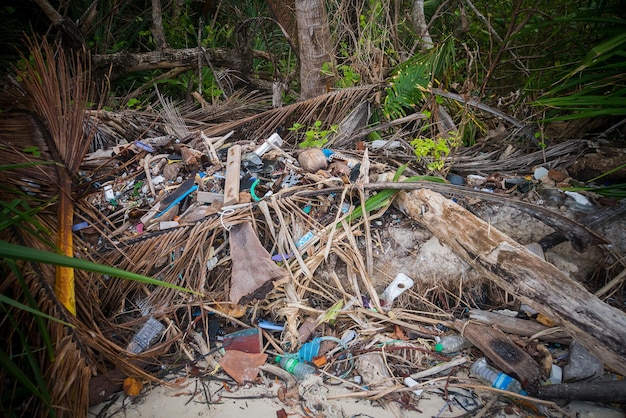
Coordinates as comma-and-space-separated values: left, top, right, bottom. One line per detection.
434, 335, 473, 353
470, 357, 527, 395
276, 355, 317, 379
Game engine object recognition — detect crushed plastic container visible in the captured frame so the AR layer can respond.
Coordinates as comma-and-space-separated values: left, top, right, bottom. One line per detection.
126, 317, 165, 354
434, 334, 473, 353
298, 338, 321, 362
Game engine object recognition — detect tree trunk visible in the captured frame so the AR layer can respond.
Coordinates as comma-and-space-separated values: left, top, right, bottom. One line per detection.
295, 0, 334, 99
151, 0, 169, 49
266, 0, 298, 52
412, 0, 433, 51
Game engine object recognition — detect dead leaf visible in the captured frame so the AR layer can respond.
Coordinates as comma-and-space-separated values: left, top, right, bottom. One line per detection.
536, 313, 557, 327
123, 377, 142, 396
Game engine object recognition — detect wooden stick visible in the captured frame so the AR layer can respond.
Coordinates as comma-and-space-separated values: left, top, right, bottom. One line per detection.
469, 309, 571, 344
223, 144, 241, 206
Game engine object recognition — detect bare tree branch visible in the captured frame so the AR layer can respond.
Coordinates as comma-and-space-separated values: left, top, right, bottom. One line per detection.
32, 0, 86, 50
92, 47, 249, 80
464, 0, 529, 75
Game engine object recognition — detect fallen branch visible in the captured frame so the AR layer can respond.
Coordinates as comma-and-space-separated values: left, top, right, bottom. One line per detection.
534, 380, 626, 403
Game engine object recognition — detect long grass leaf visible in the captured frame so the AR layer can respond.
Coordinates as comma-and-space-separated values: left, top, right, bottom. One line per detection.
0, 294, 72, 327
6, 260, 56, 361
0, 240, 201, 295
0, 347, 44, 400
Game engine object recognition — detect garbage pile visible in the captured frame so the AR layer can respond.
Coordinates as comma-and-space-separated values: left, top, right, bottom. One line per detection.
80, 117, 626, 418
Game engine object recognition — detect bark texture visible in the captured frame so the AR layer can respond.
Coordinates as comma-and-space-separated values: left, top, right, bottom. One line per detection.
92, 48, 248, 80
295, 0, 334, 98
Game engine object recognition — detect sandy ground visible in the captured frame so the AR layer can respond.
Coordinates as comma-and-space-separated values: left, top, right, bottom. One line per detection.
89, 375, 497, 418
89, 374, 626, 418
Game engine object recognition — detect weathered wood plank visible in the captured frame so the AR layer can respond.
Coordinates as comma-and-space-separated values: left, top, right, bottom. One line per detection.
454, 320, 543, 387
394, 188, 626, 376
223, 145, 241, 206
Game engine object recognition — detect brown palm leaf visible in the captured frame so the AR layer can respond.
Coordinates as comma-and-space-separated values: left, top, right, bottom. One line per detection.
0, 36, 102, 417
13, 37, 101, 315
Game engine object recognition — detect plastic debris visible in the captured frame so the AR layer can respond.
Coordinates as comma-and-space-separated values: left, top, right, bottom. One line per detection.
470, 357, 527, 395
380, 273, 414, 309
126, 317, 165, 354
434, 334, 473, 354
276, 355, 317, 379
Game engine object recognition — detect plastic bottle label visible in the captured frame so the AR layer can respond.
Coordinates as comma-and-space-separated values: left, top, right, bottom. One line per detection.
493, 373, 513, 390
284, 358, 298, 374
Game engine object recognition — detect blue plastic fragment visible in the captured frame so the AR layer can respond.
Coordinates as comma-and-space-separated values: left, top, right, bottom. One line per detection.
72, 222, 89, 232
135, 141, 155, 153
272, 253, 292, 262
298, 338, 321, 362
322, 149, 335, 160
258, 320, 285, 331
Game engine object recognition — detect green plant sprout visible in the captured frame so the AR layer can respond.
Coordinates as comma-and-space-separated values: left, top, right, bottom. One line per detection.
22, 146, 41, 157
321, 62, 361, 88
289, 120, 338, 148
410, 131, 462, 172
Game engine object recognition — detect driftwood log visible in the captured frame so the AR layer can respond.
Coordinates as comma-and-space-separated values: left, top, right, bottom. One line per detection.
394, 188, 626, 376
533, 380, 626, 403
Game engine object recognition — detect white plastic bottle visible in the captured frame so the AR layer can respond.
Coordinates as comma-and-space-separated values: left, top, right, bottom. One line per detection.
470, 357, 527, 394
276, 355, 317, 379
434, 335, 473, 353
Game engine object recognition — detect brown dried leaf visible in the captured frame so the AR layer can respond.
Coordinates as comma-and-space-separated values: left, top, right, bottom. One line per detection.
123, 377, 143, 396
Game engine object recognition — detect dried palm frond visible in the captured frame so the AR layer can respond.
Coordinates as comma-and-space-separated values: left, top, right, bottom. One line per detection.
0, 112, 60, 204
13, 36, 102, 316
199, 84, 381, 144
156, 87, 191, 139
0, 211, 93, 418
0, 36, 102, 417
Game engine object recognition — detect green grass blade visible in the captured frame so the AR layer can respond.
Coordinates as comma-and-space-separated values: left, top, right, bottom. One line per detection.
0, 347, 44, 400
0, 293, 72, 327
0, 240, 201, 295
343, 175, 445, 225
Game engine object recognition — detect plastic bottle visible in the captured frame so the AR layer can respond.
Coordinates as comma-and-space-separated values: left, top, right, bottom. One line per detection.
434, 335, 473, 353
126, 317, 165, 354
276, 355, 317, 379
470, 357, 527, 395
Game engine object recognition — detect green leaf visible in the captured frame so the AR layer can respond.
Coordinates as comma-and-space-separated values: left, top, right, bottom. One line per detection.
0, 347, 44, 400
0, 293, 72, 327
